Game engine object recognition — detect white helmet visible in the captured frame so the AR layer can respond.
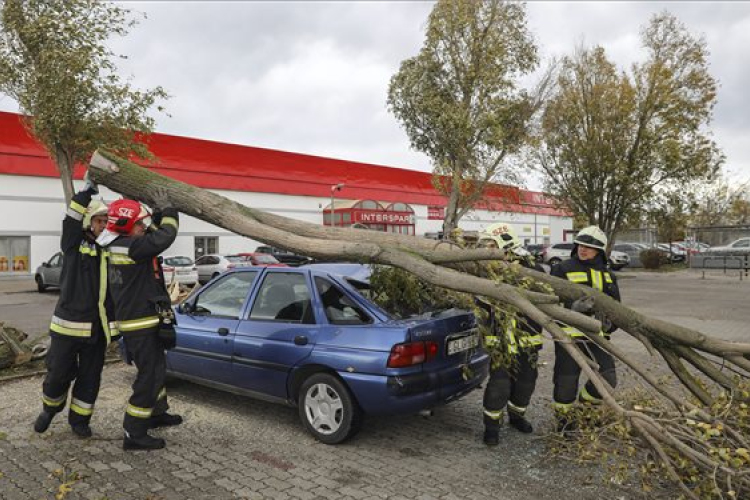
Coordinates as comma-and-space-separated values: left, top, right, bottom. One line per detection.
574, 226, 607, 251
478, 223, 529, 257
83, 200, 109, 230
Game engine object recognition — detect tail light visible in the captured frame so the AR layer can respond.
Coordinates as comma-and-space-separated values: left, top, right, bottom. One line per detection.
387, 341, 439, 368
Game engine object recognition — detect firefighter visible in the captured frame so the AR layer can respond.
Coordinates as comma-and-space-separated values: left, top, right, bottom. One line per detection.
97, 188, 182, 451
34, 173, 117, 438
550, 225, 620, 434
476, 224, 545, 446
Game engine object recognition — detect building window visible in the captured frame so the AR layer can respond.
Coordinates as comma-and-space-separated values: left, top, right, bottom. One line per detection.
0, 236, 30, 273
195, 237, 218, 260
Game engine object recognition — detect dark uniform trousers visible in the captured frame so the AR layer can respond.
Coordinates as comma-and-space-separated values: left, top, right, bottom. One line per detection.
553, 338, 617, 405
42, 322, 107, 426
483, 347, 539, 429
122, 331, 169, 437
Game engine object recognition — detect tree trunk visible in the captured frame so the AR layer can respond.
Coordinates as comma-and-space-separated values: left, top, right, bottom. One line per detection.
441, 174, 462, 237
54, 146, 75, 205
88, 150, 750, 497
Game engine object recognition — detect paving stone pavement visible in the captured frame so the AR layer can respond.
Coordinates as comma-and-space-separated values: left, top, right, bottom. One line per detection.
1, 269, 745, 500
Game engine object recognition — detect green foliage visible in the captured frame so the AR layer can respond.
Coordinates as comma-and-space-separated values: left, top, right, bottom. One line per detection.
640, 249, 666, 269
0, 0, 168, 201
537, 12, 723, 244
388, 0, 539, 234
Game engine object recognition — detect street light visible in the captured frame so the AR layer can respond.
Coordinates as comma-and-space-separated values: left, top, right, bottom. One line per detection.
330, 183, 345, 228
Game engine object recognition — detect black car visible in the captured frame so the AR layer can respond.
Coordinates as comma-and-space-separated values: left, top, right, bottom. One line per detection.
524, 244, 546, 259
255, 245, 313, 267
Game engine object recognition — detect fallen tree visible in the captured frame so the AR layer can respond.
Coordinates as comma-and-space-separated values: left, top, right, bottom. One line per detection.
90, 151, 750, 499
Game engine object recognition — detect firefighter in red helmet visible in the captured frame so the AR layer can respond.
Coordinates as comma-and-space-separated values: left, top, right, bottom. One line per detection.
34, 173, 116, 438
98, 188, 182, 450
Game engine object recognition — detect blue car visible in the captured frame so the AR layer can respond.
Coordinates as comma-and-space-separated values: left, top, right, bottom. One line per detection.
167, 266, 489, 444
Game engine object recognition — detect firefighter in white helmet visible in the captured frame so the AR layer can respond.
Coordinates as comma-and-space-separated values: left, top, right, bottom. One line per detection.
34, 174, 118, 438
550, 225, 621, 435
475, 223, 545, 445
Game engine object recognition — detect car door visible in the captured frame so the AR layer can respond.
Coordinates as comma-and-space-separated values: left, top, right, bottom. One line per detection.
168, 271, 260, 384
47, 252, 63, 286
195, 255, 217, 283
232, 270, 319, 399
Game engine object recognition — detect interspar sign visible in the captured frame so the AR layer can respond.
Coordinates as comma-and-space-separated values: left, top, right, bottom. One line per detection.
352, 210, 414, 225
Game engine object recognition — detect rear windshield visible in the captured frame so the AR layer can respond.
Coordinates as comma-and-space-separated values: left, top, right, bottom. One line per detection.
254, 255, 279, 264
164, 257, 193, 266
226, 255, 247, 263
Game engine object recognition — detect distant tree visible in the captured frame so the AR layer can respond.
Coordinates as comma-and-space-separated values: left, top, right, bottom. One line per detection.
688, 175, 750, 226
0, 0, 167, 203
536, 12, 723, 247
388, 0, 542, 236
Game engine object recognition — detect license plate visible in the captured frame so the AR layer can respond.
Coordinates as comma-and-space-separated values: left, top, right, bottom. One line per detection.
447, 334, 479, 356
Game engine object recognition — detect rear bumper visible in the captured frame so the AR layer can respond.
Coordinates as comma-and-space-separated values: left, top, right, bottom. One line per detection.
340, 352, 490, 416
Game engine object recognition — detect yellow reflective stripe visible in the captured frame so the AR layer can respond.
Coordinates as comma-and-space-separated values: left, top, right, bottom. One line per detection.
160, 217, 178, 229
518, 334, 543, 347
508, 402, 526, 414
69, 200, 86, 215
109, 254, 136, 265
604, 272, 613, 283
157, 387, 167, 401
566, 272, 588, 283
42, 394, 66, 407
67, 207, 84, 221
562, 326, 587, 338
484, 335, 500, 347
579, 386, 601, 404
98, 250, 112, 344
70, 398, 94, 416
483, 409, 504, 420
50, 323, 91, 337
118, 316, 160, 332
126, 404, 153, 419
590, 270, 604, 291
79, 244, 98, 257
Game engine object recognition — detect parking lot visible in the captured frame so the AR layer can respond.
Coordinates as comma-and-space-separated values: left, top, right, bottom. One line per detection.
1, 269, 748, 500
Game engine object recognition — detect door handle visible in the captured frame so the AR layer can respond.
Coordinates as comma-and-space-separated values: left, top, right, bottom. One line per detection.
294, 335, 308, 346
217, 327, 229, 336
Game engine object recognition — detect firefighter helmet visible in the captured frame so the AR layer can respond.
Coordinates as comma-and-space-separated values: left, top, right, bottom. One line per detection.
574, 226, 607, 251
106, 199, 152, 235
83, 200, 108, 230
478, 223, 522, 251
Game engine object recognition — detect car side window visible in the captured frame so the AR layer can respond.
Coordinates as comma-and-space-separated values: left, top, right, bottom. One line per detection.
249, 273, 314, 324
734, 240, 750, 248
195, 256, 209, 265
555, 243, 574, 250
193, 271, 258, 318
49, 253, 62, 267
314, 277, 372, 326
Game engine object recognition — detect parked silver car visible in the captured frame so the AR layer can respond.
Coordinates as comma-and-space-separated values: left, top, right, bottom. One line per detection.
710, 238, 750, 253
162, 255, 199, 285
194, 254, 252, 284
35, 252, 63, 292
541, 242, 630, 270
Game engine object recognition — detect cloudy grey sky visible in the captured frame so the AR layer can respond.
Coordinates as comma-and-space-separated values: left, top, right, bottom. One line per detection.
1, 1, 748, 189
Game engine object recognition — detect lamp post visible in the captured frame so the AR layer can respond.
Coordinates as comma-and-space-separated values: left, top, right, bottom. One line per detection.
330, 183, 345, 227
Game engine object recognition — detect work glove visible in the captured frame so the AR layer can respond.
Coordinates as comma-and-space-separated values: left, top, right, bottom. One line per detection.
149, 185, 171, 211
570, 296, 595, 315
82, 170, 98, 194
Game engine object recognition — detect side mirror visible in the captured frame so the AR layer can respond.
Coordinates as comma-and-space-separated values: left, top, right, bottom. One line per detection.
180, 302, 193, 315
43, 262, 50, 268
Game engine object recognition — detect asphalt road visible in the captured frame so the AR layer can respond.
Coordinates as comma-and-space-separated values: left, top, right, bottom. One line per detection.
0, 269, 747, 500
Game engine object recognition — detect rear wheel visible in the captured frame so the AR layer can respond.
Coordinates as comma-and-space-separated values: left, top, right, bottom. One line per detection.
298, 373, 362, 444
35, 275, 47, 293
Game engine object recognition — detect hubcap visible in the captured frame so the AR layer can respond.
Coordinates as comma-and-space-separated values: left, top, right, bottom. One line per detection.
304, 383, 344, 435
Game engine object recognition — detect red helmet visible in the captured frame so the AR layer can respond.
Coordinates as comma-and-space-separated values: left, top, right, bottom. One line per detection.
106, 199, 152, 235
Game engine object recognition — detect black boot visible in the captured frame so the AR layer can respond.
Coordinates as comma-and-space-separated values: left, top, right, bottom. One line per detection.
34, 411, 55, 433
483, 427, 500, 446
71, 423, 92, 438
149, 413, 183, 429
123, 432, 166, 451
508, 410, 533, 434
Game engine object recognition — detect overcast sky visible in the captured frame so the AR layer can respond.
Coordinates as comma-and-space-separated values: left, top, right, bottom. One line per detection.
1, 1, 748, 190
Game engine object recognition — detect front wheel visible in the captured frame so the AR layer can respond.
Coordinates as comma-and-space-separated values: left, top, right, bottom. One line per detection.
298, 373, 362, 445
35, 275, 47, 293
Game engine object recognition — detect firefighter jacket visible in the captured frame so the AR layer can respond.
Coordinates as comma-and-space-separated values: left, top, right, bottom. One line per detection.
50, 189, 117, 344
481, 257, 545, 353
550, 250, 621, 337
104, 208, 179, 336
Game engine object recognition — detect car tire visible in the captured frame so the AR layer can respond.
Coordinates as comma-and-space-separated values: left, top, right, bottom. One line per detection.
298, 373, 362, 445
549, 257, 562, 266
35, 275, 47, 293
211, 272, 220, 280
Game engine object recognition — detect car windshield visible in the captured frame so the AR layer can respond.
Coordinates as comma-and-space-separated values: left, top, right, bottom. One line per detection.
164, 257, 193, 267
